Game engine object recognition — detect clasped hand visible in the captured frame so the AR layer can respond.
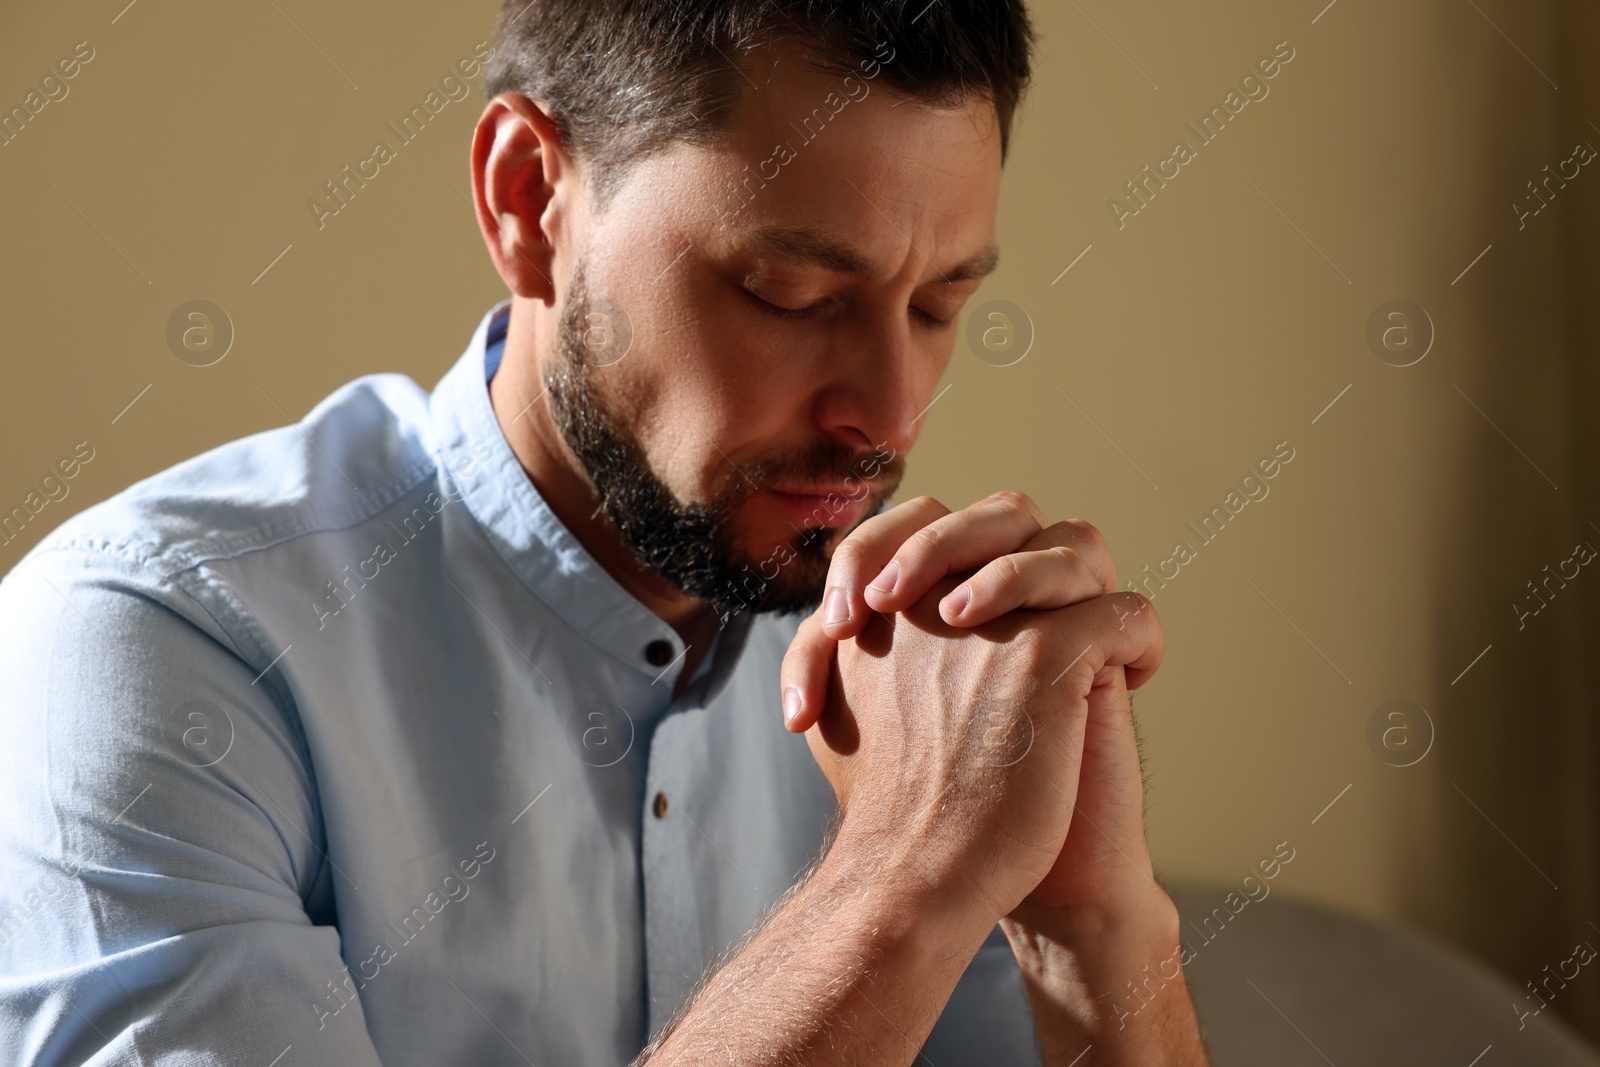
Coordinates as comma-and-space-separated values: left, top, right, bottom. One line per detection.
780, 491, 1168, 925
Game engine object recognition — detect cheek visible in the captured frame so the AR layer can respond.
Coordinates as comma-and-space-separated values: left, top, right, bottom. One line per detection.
660, 316, 810, 459
596, 346, 750, 494
603, 261, 825, 495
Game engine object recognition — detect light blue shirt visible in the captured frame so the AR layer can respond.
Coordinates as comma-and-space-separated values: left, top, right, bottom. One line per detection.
0, 300, 1037, 1065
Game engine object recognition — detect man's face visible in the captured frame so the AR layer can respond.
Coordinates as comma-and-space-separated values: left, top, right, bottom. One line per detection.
543, 41, 1003, 623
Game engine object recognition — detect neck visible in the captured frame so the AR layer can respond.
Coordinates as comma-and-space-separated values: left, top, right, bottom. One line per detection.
487, 297, 718, 650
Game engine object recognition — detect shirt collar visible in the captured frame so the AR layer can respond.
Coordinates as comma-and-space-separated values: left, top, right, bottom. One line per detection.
428, 300, 755, 698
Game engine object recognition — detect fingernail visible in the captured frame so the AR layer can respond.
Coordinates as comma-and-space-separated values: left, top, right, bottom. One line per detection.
942, 584, 971, 618
824, 586, 849, 626
783, 687, 802, 728
867, 560, 899, 596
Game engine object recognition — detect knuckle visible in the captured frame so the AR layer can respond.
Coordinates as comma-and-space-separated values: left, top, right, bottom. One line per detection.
1013, 623, 1053, 666
988, 489, 1038, 520
1120, 590, 1155, 618
989, 552, 1027, 588
1116, 592, 1162, 637
905, 522, 947, 557
1044, 544, 1085, 570
828, 538, 867, 575
1063, 517, 1106, 549
1045, 545, 1112, 595
1059, 666, 1096, 704
1029, 630, 1095, 697
910, 494, 948, 516
1058, 519, 1113, 586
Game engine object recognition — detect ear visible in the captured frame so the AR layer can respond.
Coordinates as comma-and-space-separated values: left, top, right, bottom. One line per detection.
470, 93, 572, 304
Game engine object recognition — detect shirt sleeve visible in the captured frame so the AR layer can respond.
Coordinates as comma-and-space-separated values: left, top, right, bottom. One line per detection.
0, 545, 385, 1066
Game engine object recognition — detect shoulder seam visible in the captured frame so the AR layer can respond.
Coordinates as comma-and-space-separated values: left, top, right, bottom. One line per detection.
23, 453, 443, 583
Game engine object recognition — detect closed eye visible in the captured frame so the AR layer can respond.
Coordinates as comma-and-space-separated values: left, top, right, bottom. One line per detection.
741, 285, 952, 328
742, 287, 823, 321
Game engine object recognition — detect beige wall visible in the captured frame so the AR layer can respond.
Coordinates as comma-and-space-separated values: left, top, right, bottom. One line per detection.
3, 0, 1597, 1039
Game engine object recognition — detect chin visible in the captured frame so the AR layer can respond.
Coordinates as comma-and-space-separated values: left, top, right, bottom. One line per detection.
707, 516, 834, 618
734, 505, 843, 563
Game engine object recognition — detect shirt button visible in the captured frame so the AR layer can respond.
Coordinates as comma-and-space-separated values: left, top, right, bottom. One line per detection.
644, 639, 674, 667
652, 792, 669, 819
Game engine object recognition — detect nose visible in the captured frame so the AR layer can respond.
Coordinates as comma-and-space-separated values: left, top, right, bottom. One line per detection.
809, 308, 932, 461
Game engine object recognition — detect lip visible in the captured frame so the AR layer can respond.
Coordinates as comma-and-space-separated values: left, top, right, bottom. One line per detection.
767, 481, 880, 497
758, 485, 876, 529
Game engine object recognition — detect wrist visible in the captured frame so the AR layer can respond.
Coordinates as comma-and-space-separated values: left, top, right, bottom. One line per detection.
1006, 883, 1181, 963
822, 806, 1006, 954
1001, 887, 1193, 1044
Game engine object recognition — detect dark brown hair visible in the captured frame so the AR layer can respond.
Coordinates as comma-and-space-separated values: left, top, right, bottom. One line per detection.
484, 0, 1034, 206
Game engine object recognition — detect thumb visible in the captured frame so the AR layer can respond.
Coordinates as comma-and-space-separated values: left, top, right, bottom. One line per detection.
780, 607, 837, 733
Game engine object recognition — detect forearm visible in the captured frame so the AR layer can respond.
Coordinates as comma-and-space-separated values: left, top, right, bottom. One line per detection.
1002, 891, 1210, 1066
638, 819, 997, 1067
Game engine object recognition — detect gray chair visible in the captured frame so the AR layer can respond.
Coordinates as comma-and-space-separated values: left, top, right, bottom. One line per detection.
1169, 884, 1600, 1065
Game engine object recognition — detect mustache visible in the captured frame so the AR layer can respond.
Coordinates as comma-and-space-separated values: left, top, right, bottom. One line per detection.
737, 444, 903, 497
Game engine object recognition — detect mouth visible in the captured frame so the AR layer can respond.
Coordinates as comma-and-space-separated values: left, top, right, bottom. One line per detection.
756, 483, 880, 529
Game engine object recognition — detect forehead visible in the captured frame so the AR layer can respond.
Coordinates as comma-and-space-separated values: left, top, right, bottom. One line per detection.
737, 221, 1000, 286
630, 39, 1005, 282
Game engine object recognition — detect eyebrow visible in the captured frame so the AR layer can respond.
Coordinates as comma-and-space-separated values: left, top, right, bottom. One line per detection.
742, 224, 1000, 285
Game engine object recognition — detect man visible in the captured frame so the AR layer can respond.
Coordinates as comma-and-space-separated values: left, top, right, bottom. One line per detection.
0, 1, 1208, 1063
